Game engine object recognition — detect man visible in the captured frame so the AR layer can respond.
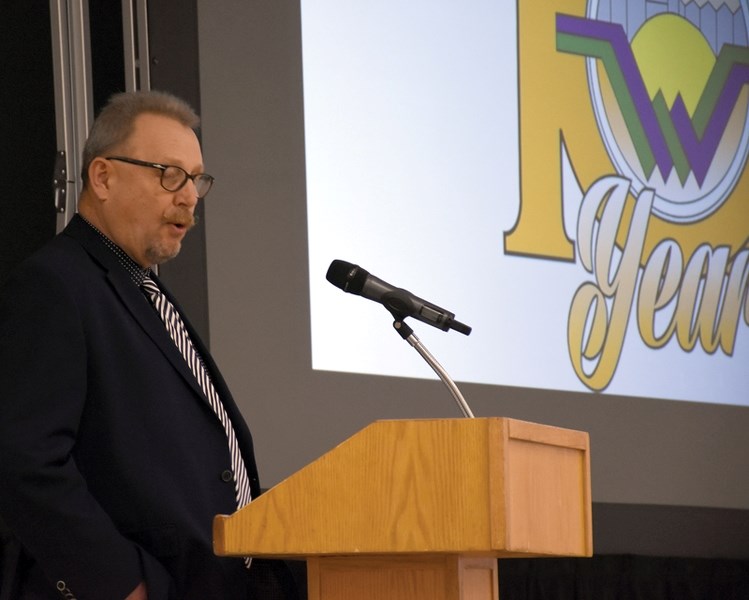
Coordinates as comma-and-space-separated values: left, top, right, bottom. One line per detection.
0, 91, 298, 599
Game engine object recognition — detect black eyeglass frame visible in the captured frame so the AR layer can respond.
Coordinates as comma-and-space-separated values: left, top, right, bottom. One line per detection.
105, 155, 215, 199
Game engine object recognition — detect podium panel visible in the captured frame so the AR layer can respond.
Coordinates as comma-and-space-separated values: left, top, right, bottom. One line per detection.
504, 419, 591, 555
308, 555, 498, 600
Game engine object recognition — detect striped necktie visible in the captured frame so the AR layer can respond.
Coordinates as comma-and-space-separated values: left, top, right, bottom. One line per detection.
141, 277, 254, 534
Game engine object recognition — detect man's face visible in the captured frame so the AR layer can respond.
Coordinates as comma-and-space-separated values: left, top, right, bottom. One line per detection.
99, 113, 204, 267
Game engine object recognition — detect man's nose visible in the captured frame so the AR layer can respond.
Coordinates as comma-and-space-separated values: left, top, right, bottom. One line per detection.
175, 180, 199, 207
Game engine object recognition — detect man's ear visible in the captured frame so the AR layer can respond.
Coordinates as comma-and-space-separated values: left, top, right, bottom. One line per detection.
87, 157, 112, 199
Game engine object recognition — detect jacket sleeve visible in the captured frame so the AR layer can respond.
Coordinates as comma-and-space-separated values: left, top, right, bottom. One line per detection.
0, 261, 148, 599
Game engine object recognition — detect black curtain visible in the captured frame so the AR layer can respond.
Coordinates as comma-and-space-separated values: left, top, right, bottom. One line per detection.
499, 555, 749, 600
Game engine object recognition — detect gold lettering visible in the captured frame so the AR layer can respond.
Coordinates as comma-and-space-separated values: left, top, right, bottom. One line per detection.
674, 246, 749, 354
568, 176, 652, 391
508, 0, 610, 261
569, 174, 748, 391
716, 249, 749, 354
637, 240, 681, 348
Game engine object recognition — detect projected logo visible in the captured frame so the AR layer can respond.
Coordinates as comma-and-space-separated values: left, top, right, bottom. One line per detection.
507, 0, 749, 392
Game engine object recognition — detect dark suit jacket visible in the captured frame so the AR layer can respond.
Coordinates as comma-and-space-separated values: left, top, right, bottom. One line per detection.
0, 215, 280, 599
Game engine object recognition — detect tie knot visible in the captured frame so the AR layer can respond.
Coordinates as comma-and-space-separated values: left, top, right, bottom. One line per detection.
141, 276, 159, 293
140, 277, 163, 305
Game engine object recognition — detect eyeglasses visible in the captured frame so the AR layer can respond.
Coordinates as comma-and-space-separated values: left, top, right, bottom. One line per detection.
106, 156, 215, 199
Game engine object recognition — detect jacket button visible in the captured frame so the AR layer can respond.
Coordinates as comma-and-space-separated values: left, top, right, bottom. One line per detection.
56, 581, 76, 599
220, 469, 234, 483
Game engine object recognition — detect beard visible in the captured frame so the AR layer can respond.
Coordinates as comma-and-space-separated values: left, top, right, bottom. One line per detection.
145, 241, 181, 265
145, 209, 196, 265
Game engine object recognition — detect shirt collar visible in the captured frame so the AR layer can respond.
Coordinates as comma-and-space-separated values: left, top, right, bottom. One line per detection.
77, 214, 152, 286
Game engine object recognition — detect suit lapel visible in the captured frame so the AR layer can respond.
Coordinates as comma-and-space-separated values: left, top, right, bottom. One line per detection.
64, 216, 210, 405
111, 271, 210, 404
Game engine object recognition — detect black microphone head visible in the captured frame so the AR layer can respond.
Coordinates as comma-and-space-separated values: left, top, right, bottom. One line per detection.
326, 260, 369, 294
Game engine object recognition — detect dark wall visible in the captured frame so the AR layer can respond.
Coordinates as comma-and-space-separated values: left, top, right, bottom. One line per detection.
147, 0, 210, 345
1, 1, 57, 285
195, 0, 749, 561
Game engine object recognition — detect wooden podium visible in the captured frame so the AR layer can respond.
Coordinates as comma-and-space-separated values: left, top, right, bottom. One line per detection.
214, 417, 592, 599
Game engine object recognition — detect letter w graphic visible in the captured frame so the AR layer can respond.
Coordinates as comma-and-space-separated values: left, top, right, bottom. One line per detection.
556, 13, 749, 187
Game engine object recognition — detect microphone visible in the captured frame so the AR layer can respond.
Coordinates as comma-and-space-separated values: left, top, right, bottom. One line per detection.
326, 259, 471, 335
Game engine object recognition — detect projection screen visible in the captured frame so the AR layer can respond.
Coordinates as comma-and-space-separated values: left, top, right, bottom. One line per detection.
303, 0, 749, 407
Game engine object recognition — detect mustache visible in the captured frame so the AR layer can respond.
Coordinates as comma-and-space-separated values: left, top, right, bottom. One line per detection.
164, 210, 197, 229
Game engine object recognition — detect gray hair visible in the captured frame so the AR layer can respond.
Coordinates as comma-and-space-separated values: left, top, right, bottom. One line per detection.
81, 90, 200, 187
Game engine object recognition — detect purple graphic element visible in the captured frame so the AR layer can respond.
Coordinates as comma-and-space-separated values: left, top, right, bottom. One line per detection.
670, 64, 749, 186
556, 14, 674, 179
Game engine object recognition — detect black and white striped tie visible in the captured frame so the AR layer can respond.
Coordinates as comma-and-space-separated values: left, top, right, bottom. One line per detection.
141, 276, 253, 564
